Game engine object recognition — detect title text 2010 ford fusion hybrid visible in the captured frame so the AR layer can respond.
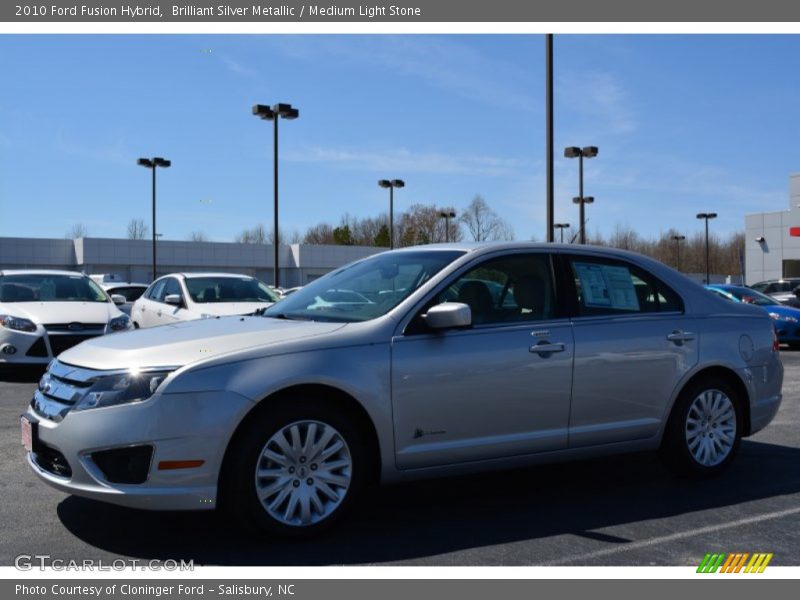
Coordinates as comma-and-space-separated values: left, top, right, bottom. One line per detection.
22, 243, 783, 536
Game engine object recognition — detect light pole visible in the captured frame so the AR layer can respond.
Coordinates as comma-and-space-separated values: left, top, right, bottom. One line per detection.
696, 213, 718, 283
252, 102, 299, 288
571, 196, 594, 244
564, 146, 598, 244
671, 234, 686, 271
137, 157, 171, 281
554, 222, 570, 243
439, 210, 456, 242
378, 179, 405, 249
545, 34, 554, 242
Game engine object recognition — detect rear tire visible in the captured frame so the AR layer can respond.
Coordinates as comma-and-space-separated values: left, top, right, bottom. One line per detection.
662, 376, 742, 477
221, 397, 367, 538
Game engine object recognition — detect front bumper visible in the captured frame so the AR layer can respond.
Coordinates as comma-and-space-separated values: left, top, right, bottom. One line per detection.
0, 324, 127, 365
25, 384, 254, 511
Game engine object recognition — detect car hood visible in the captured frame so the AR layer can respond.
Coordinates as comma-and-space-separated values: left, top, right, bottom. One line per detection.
57, 316, 346, 370
0, 301, 120, 325
766, 305, 800, 319
191, 302, 274, 316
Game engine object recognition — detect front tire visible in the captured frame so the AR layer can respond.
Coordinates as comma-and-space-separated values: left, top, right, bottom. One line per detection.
222, 398, 366, 537
663, 377, 742, 477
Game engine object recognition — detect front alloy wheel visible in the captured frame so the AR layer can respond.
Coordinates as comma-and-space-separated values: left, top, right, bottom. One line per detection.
255, 420, 352, 527
223, 399, 367, 537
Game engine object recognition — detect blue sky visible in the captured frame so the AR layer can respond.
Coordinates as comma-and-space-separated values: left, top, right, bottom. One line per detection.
1, 34, 799, 242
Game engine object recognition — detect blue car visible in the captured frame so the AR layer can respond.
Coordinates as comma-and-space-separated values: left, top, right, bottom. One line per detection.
706, 284, 800, 348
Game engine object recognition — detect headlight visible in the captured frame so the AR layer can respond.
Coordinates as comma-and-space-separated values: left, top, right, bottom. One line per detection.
109, 314, 131, 331
72, 370, 173, 412
769, 312, 798, 323
0, 314, 37, 332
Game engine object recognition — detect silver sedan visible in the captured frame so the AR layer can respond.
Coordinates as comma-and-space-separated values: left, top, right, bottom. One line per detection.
23, 243, 783, 537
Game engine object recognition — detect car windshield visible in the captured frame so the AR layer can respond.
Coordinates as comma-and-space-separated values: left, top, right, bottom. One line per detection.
263, 250, 465, 322
726, 287, 779, 306
0, 274, 108, 303
185, 277, 280, 303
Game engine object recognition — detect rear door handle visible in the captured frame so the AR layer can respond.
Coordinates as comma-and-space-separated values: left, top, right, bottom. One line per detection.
529, 342, 566, 355
667, 330, 694, 344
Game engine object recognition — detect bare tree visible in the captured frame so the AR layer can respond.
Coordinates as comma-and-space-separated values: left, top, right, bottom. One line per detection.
188, 231, 209, 242
126, 219, 149, 240
303, 223, 336, 244
459, 195, 514, 241
65, 223, 88, 239
235, 224, 268, 244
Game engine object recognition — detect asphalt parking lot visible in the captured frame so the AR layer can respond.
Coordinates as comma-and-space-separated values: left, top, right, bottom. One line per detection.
1, 354, 798, 567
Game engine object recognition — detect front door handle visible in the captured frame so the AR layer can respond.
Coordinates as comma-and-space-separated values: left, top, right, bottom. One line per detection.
667, 330, 694, 344
529, 342, 566, 355
156, 310, 163, 317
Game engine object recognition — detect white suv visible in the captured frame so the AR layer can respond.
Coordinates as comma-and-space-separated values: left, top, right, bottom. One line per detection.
131, 272, 280, 328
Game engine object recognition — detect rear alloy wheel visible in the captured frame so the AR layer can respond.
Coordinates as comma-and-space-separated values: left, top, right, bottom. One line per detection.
223, 400, 366, 537
664, 377, 742, 477
684, 389, 737, 468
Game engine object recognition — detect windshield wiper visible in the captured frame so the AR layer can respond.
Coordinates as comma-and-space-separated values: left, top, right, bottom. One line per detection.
264, 312, 310, 321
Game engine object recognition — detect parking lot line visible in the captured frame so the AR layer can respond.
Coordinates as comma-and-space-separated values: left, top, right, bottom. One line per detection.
545, 505, 800, 565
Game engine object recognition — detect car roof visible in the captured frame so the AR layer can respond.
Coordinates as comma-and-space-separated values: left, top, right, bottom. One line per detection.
168, 272, 257, 279
102, 282, 148, 288
0, 269, 87, 277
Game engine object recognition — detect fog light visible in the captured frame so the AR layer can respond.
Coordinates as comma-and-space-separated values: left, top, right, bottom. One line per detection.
1, 344, 17, 355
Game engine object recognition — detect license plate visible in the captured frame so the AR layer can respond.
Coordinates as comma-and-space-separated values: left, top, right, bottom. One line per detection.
20, 416, 33, 452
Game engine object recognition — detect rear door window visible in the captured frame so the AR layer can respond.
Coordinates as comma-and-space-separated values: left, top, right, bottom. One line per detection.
567, 255, 683, 317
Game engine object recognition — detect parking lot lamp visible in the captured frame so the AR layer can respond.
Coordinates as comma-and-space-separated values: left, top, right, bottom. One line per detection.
378, 179, 405, 249
671, 234, 686, 272
137, 157, 171, 281
554, 222, 570, 244
571, 196, 594, 243
439, 210, 456, 242
564, 146, 598, 244
252, 103, 300, 288
696, 213, 718, 283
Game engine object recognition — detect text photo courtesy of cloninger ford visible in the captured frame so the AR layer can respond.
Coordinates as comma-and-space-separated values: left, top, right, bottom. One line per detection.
1, 28, 800, 573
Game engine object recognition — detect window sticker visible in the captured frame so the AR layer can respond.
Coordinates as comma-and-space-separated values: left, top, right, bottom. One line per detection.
574, 262, 640, 311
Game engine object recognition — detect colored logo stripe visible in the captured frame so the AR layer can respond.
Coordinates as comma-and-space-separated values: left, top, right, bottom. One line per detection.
697, 552, 773, 573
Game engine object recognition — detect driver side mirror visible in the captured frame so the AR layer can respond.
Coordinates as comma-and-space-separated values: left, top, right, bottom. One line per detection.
164, 294, 183, 307
110, 294, 126, 306
423, 302, 472, 330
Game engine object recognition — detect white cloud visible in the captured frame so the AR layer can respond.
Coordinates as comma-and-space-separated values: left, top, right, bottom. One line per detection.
217, 53, 259, 78
266, 36, 538, 113
558, 70, 637, 135
284, 145, 529, 176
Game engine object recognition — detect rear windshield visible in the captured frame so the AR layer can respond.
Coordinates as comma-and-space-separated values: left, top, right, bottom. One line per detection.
0, 274, 108, 303
185, 277, 279, 303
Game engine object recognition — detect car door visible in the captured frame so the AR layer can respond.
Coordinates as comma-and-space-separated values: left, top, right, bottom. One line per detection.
136, 279, 167, 328
563, 253, 698, 448
391, 251, 574, 470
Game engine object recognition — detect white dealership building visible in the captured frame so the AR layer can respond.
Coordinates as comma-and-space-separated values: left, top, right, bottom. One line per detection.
745, 173, 800, 284
0, 237, 382, 286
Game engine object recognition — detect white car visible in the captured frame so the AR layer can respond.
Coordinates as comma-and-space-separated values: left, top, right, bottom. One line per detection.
131, 272, 280, 328
0, 270, 132, 365
98, 282, 148, 316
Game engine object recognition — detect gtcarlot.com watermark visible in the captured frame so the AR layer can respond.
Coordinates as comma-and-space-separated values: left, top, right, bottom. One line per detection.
15, 554, 194, 571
